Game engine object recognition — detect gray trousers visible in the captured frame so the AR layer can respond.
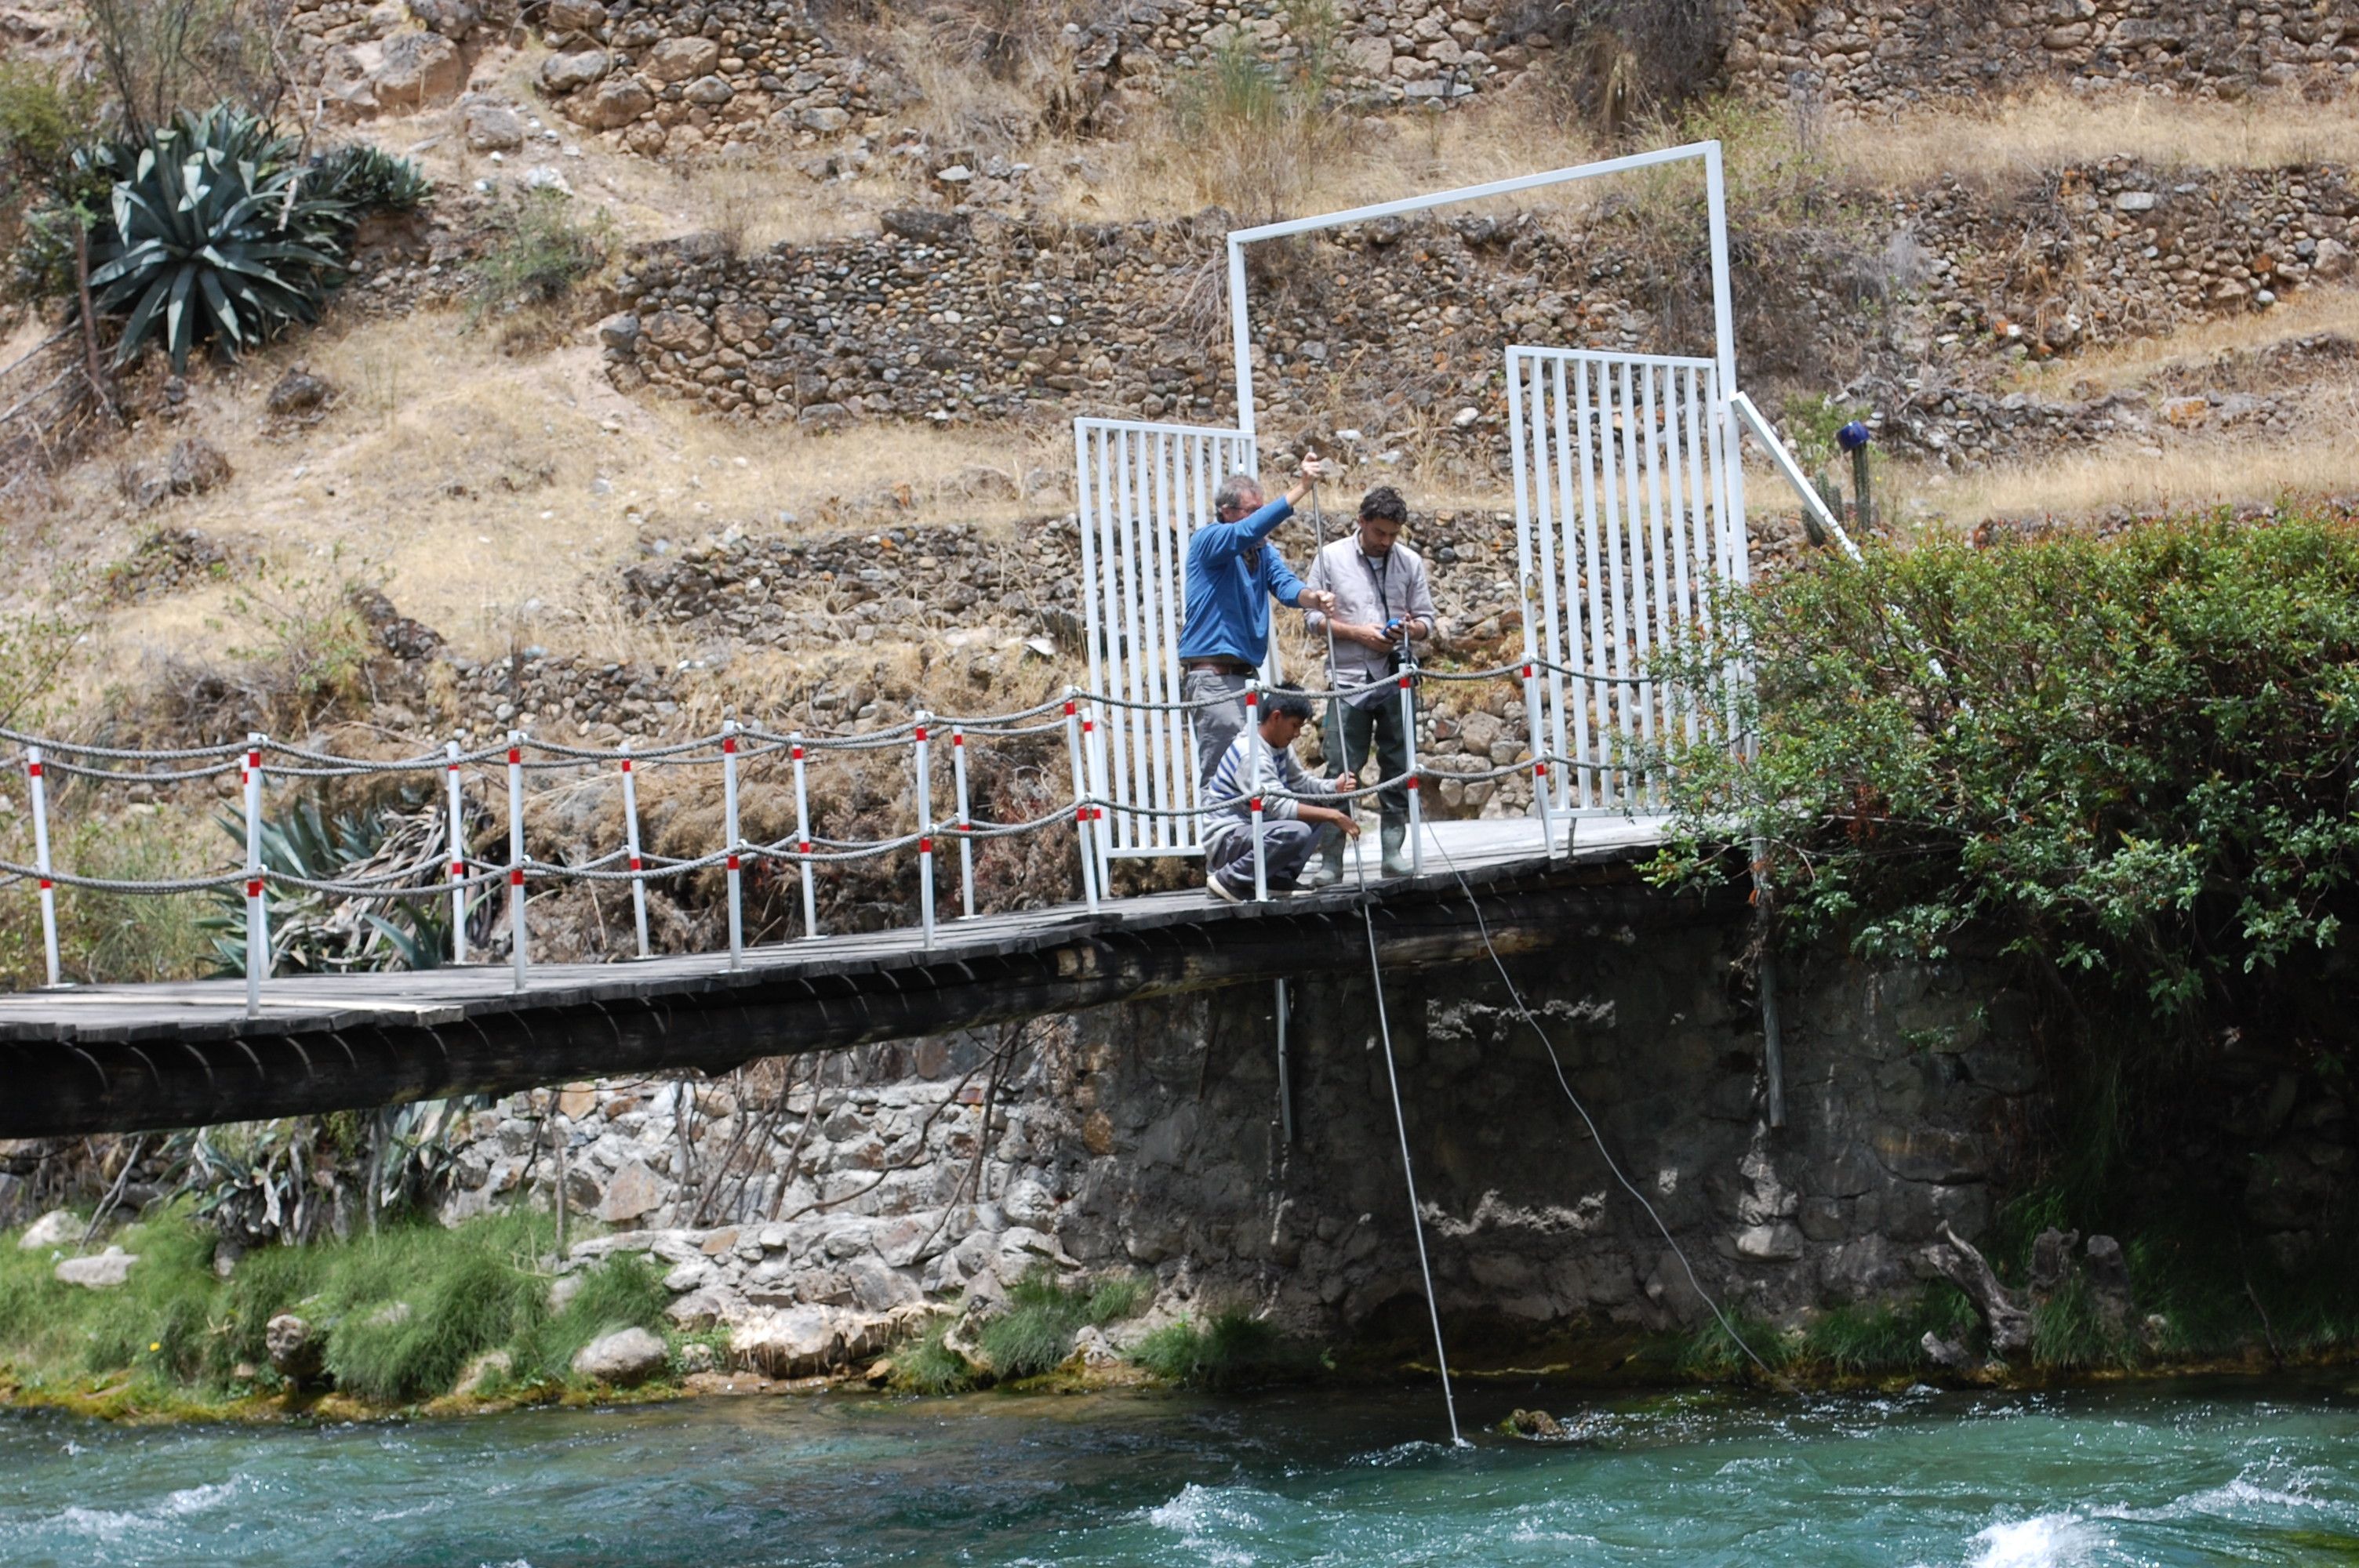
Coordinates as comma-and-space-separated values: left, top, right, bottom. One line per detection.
1329, 692, 1412, 832
1205, 818, 1338, 892
1183, 669, 1252, 797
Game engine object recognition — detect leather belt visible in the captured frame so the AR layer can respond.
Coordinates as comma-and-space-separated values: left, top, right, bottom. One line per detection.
1183, 659, 1255, 675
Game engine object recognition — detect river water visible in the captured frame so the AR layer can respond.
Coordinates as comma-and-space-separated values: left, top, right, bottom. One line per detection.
5, 1377, 2358, 1566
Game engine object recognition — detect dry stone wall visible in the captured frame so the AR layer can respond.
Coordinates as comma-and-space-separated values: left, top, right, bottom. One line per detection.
1725, 0, 2357, 111
605, 160, 2359, 470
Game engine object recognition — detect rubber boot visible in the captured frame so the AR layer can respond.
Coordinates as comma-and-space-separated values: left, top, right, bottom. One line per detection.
1380, 822, 1413, 877
1304, 836, 1346, 889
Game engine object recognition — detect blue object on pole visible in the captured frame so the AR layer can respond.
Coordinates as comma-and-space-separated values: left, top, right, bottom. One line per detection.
1836, 421, 1871, 453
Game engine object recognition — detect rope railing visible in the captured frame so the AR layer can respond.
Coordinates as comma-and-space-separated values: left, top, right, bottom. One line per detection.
5, 658, 1692, 1014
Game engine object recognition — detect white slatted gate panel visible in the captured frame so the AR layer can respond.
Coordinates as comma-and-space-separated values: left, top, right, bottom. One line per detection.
1506, 347, 1750, 816
1075, 418, 1259, 857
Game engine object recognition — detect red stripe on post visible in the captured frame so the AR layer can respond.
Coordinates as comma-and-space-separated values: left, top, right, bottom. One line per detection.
919, 837, 932, 855
1524, 663, 1534, 680
450, 862, 464, 877
38, 877, 53, 891
246, 879, 263, 897
726, 855, 740, 871
628, 855, 642, 870
915, 726, 929, 743
509, 868, 525, 886
24, 761, 38, 779
791, 745, 805, 760
724, 735, 737, 754
620, 758, 632, 773
1406, 776, 1419, 791
1250, 797, 1263, 812
953, 733, 965, 748
507, 748, 521, 765
798, 840, 811, 854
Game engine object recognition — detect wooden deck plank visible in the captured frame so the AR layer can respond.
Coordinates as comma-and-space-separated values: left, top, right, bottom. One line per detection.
0, 816, 1667, 1042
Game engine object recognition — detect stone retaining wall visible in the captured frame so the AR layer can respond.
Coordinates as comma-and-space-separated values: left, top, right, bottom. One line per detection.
605, 162, 2359, 469
1725, 0, 2357, 113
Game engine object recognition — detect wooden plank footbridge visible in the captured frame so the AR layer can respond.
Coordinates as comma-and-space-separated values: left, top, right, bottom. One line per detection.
0, 142, 1846, 1139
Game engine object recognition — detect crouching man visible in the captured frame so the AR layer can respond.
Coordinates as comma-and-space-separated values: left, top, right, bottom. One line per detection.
1200, 684, 1359, 903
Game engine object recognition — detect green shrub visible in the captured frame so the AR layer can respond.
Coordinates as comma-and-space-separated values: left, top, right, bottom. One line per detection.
312, 143, 431, 214
317, 1216, 549, 1402
469, 188, 607, 321
1674, 1310, 1792, 1381
1660, 513, 2359, 1028
1800, 1286, 1977, 1376
1129, 1308, 1310, 1391
524, 1253, 671, 1383
891, 1319, 978, 1396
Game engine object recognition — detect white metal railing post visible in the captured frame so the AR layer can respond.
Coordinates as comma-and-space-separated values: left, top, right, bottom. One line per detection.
951, 724, 976, 918
1399, 674, 1423, 876
1245, 682, 1267, 902
620, 739, 650, 960
1525, 662, 1558, 857
1083, 701, 1113, 894
445, 739, 468, 965
1063, 689, 1100, 913
506, 731, 528, 990
243, 734, 266, 1016
722, 720, 743, 971
791, 731, 819, 939
24, 746, 60, 988
914, 713, 936, 950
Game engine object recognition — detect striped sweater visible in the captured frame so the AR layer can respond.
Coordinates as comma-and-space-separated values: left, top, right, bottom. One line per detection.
1201, 729, 1340, 848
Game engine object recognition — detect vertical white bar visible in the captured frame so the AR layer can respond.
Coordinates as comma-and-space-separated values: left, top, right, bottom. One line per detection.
1399, 671, 1423, 875
1597, 363, 1632, 811
1084, 702, 1113, 892
1064, 691, 1100, 913
1539, 356, 1575, 811
1623, 362, 1659, 810
25, 747, 60, 988
620, 740, 650, 960
1139, 431, 1177, 851
1245, 682, 1267, 902
242, 739, 264, 1015
1525, 661, 1557, 856
1525, 354, 1570, 818
1507, 347, 1543, 714
791, 732, 819, 939
914, 713, 935, 950
722, 720, 743, 970
1154, 433, 1197, 846
1107, 430, 1140, 851
1227, 238, 1256, 437
951, 724, 975, 919
1671, 367, 1706, 746
1077, 423, 1105, 748
445, 740, 469, 966
1706, 142, 1739, 394
1573, 359, 1608, 813
1639, 365, 1671, 806
506, 730, 528, 990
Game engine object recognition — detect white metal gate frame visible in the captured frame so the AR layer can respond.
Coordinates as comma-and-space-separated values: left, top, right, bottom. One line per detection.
1505, 346, 1744, 818
1074, 416, 1259, 857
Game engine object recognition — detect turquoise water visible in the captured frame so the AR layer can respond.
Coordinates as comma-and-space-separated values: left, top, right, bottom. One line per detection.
5, 1379, 2359, 1566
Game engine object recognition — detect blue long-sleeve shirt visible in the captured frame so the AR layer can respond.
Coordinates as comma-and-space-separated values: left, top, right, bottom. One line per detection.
1177, 497, 1305, 664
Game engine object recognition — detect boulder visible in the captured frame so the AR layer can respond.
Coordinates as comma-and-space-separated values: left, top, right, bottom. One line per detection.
266, 1312, 325, 1381
596, 1158, 665, 1222
565, 76, 653, 130
453, 1348, 511, 1396
464, 100, 528, 151
880, 209, 963, 245
407, 0, 479, 38
546, 0, 606, 34
55, 1245, 138, 1289
685, 74, 734, 107
371, 31, 467, 111
168, 437, 232, 495
540, 49, 609, 93
571, 1325, 669, 1385
266, 367, 334, 417
2314, 238, 2354, 282
596, 311, 641, 350
729, 1305, 892, 1377
645, 37, 721, 82
665, 1286, 735, 1326
18, 1209, 79, 1250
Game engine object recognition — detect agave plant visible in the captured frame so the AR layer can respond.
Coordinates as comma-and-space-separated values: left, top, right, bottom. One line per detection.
86, 105, 351, 372
312, 143, 433, 214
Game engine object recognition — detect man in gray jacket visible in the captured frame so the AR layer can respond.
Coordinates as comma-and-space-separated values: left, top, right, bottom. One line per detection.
1303, 485, 1440, 879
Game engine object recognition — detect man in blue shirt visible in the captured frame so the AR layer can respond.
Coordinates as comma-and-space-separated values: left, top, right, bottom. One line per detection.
1180, 455, 1336, 794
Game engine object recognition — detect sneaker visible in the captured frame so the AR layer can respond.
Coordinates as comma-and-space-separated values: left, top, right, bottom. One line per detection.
1206, 871, 1248, 904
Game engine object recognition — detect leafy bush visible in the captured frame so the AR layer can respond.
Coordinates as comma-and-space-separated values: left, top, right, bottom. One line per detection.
1165, 0, 1344, 221
86, 105, 351, 370
891, 1319, 979, 1396
1659, 514, 2359, 1028
1129, 1308, 1312, 1390
524, 1254, 671, 1382
469, 188, 607, 322
974, 1265, 1146, 1381
316, 1218, 550, 1402
1800, 1286, 1976, 1375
